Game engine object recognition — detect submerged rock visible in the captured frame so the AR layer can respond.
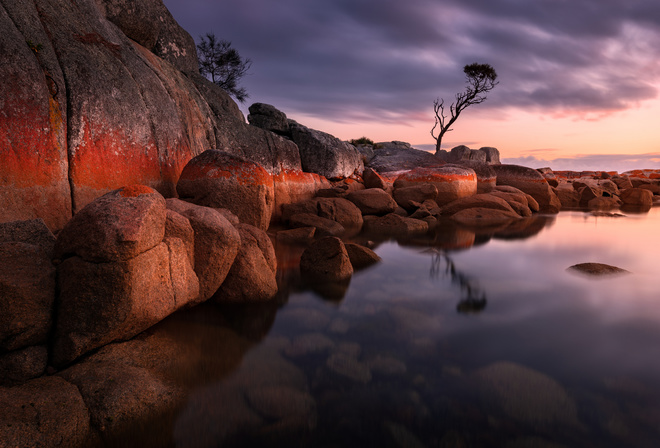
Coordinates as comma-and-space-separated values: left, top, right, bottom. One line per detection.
567, 263, 630, 276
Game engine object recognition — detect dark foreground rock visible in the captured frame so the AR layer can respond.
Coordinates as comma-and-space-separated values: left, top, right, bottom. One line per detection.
300, 237, 353, 282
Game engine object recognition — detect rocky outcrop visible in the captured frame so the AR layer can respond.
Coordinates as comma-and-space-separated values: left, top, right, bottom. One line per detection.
0, 0, 304, 231
247, 103, 291, 136
393, 166, 478, 206
620, 188, 653, 207
177, 150, 275, 230
289, 120, 363, 179
436, 145, 501, 165
367, 141, 444, 174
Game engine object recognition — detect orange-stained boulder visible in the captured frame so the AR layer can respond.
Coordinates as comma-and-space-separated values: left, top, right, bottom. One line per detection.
54, 186, 166, 263
493, 164, 561, 213
166, 199, 240, 302
177, 150, 275, 231
214, 224, 278, 303
271, 169, 331, 222
393, 166, 477, 206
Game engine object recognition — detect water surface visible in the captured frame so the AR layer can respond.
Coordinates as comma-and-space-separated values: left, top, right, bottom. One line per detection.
173, 208, 660, 448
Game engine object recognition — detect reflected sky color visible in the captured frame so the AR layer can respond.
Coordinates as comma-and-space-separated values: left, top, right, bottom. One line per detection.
163, 0, 660, 171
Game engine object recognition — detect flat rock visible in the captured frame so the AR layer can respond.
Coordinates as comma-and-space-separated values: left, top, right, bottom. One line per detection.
345, 243, 381, 270
567, 263, 630, 276
346, 188, 398, 215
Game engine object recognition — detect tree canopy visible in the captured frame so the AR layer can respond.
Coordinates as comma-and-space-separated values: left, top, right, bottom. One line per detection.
197, 33, 252, 103
431, 63, 498, 153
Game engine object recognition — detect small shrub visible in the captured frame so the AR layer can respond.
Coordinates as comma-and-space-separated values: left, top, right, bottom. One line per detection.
349, 136, 374, 146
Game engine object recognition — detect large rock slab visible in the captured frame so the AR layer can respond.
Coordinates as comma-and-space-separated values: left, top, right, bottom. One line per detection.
493, 164, 561, 213
177, 150, 275, 230
0, 0, 305, 228
54, 186, 166, 263
367, 141, 444, 173
214, 224, 278, 303
166, 199, 241, 301
289, 120, 363, 179
0, 376, 90, 447
394, 166, 477, 206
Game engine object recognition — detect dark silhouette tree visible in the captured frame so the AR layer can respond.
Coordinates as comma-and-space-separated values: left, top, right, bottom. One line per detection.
431, 63, 498, 154
197, 33, 252, 103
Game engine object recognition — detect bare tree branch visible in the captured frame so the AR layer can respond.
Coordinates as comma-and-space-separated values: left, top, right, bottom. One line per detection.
431, 63, 498, 154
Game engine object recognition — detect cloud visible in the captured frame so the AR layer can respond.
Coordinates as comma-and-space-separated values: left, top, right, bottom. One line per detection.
502, 153, 660, 173
163, 0, 660, 125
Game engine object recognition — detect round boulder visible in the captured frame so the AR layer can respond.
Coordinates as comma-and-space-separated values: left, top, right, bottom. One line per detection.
214, 224, 278, 303
493, 164, 561, 213
177, 150, 275, 231
54, 185, 166, 263
300, 237, 353, 282
620, 188, 653, 207
393, 166, 477, 206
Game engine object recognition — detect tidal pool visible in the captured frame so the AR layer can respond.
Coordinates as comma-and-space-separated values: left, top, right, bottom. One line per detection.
170, 208, 660, 448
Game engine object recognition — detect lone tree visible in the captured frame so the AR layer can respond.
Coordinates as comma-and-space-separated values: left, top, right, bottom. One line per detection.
197, 33, 252, 103
431, 63, 498, 154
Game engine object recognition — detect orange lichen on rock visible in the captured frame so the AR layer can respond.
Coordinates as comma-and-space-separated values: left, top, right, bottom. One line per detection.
119, 185, 157, 197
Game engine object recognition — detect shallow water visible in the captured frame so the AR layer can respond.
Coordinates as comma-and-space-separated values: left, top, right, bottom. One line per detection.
171, 208, 660, 448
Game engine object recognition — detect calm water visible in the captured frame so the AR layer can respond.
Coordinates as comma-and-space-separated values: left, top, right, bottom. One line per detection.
168, 208, 660, 448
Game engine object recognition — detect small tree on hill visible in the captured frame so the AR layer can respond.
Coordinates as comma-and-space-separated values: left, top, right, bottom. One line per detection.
431, 63, 498, 154
197, 33, 252, 103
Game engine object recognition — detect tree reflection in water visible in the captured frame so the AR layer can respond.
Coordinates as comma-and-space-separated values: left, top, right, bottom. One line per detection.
430, 249, 487, 314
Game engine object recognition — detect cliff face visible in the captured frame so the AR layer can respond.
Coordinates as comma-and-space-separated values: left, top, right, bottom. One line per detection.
0, 0, 300, 230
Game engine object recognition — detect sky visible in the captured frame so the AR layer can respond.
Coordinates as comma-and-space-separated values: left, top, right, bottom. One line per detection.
162, 0, 660, 173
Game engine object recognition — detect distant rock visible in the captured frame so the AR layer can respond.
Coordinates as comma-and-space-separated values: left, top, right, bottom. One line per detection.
367, 141, 444, 173
436, 145, 501, 165
567, 263, 630, 276
620, 188, 653, 207
247, 103, 291, 136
